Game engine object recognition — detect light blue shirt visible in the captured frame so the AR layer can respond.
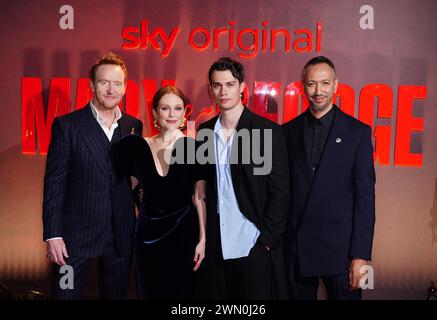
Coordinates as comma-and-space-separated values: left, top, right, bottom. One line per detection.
214, 117, 260, 260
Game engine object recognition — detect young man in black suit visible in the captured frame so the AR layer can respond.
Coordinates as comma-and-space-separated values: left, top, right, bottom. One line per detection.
43, 53, 143, 299
282, 56, 376, 300
197, 57, 290, 299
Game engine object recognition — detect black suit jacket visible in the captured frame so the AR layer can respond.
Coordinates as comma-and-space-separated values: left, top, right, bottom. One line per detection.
197, 107, 290, 298
282, 106, 375, 277
42, 104, 143, 258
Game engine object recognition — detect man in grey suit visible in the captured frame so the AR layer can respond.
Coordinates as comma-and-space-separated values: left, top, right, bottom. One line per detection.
43, 53, 143, 299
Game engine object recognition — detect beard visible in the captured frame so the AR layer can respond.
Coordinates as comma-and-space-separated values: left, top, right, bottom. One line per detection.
309, 95, 332, 113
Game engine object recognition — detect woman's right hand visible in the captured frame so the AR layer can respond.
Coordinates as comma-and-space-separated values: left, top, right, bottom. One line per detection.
193, 240, 205, 271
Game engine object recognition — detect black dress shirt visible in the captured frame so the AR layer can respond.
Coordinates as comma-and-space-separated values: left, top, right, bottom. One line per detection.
305, 106, 336, 174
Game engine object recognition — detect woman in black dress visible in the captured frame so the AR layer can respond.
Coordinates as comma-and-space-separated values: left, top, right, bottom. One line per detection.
115, 86, 206, 299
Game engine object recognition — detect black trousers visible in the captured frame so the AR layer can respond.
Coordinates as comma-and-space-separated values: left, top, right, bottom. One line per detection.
287, 254, 362, 300
52, 240, 132, 300
215, 235, 273, 300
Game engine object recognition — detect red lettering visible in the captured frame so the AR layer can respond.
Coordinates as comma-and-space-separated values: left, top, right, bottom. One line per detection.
316, 20, 322, 51
20, 77, 427, 167
394, 86, 426, 166
242, 85, 250, 107
121, 26, 140, 49
293, 29, 312, 53
229, 20, 236, 51
21, 78, 70, 154
213, 28, 227, 51
253, 82, 280, 122
142, 80, 158, 135
359, 84, 393, 165
125, 80, 139, 118
283, 81, 309, 123
188, 27, 211, 51
75, 78, 93, 110
122, 20, 323, 58
262, 21, 268, 52
237, 28, 258, 59
270, 29, 291, 52
120, 20, 181, 57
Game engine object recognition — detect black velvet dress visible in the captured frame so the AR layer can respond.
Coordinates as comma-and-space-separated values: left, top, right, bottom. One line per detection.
114, 135, 203, 299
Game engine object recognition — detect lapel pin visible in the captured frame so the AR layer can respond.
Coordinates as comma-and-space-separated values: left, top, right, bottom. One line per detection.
336, 138, 342, 143
130, 127, 135, 135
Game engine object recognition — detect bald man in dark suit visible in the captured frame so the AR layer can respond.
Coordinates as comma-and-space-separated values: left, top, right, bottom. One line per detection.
283, 56, 375, 300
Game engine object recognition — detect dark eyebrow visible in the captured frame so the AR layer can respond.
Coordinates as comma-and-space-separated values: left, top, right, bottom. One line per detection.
212, 80, 237, 86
